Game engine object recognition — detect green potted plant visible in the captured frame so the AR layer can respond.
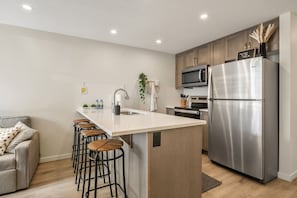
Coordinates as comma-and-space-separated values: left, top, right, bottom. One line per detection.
138, 72, 148, 104
91, 104, 96, 109
82, 104, 89, 109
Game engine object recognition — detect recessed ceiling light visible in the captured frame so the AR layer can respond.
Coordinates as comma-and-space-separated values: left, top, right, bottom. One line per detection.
110, 29, 117, 35
22, 4, 32, 11
155, 39, 162, 44
200, 13, 208, 20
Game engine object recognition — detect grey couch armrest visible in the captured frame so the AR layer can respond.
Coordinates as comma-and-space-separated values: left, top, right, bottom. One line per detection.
15, 132, 40, 190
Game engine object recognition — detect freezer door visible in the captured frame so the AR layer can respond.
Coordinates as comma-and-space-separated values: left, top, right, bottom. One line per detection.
208, 100, 263, 179
210, 57, 263, 100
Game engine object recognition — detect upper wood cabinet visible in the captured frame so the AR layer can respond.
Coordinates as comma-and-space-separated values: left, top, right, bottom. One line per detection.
225, 31, 247, 61
184, 49, 196, 67
175, 54, 185, 89
211, 39, 226, 66
197, 44, 211, 65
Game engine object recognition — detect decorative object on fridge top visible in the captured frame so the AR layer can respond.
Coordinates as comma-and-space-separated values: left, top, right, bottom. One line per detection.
138, 72, 148, 104
249, 23, 276, 58
237, 49, 256, 60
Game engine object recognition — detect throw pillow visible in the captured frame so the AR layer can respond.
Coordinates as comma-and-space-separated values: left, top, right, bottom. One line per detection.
0, 127, 21, 155
6, 121, 37, 153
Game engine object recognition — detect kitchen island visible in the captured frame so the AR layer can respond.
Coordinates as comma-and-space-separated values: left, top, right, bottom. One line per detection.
77, 107, 206, 198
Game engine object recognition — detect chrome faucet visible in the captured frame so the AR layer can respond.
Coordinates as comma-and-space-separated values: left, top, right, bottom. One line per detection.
113, 88, 129, 112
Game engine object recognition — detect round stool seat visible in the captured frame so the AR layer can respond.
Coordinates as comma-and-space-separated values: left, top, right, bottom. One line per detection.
73, 119, 89, 124
81, 129, 105, 137
88, 139, 123, 152
78, 123, 96, 129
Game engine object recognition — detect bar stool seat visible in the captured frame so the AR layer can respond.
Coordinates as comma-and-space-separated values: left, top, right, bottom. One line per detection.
73, 119, 90, 124
88, 139, 123, 152
78, 123, 96, 129
81, 129, 106, 138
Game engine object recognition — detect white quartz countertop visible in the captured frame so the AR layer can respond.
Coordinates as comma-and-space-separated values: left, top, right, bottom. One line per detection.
77, 107, 206, 136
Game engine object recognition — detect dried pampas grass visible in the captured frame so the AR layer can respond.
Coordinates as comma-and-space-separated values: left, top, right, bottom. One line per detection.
249, 23, 276, 43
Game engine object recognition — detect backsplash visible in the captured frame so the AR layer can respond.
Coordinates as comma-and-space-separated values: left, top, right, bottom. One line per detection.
183, 86, 208, 97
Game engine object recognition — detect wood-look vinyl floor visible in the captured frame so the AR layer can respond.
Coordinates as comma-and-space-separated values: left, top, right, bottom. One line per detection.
2, 154, 297, 198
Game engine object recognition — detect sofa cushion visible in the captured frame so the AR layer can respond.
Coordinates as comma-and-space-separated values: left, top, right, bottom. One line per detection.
0, 153, 15, 170
6, 122, 37, 153
0, 127, 20, 155
0, 116, 31, 128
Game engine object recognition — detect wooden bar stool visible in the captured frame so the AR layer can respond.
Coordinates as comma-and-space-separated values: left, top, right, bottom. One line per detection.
72, 119, 90, 163
77, 129, 107, 195
74, 123, 97, 183
85, 139, 127, 198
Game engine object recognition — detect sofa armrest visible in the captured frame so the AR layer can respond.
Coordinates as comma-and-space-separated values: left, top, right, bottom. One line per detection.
15, 132, 40, 190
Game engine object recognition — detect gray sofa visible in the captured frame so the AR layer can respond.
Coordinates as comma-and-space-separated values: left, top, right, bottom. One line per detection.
0, 116, 40, 195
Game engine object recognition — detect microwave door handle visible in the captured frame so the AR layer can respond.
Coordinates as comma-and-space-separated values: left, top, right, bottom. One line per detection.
198, 70, 201, 82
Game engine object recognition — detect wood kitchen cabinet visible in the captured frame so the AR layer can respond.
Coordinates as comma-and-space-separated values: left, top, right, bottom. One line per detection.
211, 38, 226, 66
196, 44, 211, 65
200, 110, 208, 152
225, 31, 247, 61
175, 53, 185, 89
184, 49, 196, 67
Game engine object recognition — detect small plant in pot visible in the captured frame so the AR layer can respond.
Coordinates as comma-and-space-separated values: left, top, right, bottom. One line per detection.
82, 104, 89, 109
91, 104, 96, 109
138, 72, 148, 104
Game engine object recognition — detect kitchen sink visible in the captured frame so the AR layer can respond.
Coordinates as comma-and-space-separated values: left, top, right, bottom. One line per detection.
121, 111, 139, 115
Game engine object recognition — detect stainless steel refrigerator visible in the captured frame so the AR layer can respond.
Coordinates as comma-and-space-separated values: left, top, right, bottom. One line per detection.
208, 57, 278, 183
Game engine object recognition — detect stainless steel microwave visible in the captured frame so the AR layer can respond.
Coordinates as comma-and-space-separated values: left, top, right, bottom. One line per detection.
182, 65, 208, 88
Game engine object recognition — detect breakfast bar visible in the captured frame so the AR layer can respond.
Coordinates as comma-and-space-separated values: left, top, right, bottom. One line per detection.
77, 107, 206, 198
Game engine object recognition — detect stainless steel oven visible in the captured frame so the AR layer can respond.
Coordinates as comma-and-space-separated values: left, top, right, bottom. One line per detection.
174, 96, 208, 119
182, 65, 208, 88
174, 108, 200, 119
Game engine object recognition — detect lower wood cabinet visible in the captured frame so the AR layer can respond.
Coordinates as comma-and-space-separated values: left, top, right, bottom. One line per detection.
200, 110, 208, 152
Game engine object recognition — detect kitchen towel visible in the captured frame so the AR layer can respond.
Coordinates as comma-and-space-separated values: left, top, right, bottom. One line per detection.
149, 81, 157, 112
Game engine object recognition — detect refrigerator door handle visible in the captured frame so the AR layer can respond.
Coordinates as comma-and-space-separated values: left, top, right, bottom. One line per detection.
208, 69, 214, 124
208, 69, 213, 100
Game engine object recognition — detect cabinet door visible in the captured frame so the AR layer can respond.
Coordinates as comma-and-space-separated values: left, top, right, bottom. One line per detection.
200, 111, 208, 151
184, 49, 196, 67
175, 54, 185, 89
225, 31, 247, 61
211, 39, 226, 66
197, 44, 211, 65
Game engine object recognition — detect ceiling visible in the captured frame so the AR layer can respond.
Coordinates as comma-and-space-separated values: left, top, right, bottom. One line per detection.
0, 0, 296, 54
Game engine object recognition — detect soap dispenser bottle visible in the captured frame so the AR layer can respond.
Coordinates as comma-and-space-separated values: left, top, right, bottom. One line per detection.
115, 102, 121, 115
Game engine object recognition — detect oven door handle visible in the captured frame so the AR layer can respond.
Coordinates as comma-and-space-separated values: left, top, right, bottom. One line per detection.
174, 109, 200, 115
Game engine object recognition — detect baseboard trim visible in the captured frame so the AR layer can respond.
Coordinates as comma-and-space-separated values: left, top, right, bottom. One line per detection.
40, 153, 71, 163
278, 170, 297, 182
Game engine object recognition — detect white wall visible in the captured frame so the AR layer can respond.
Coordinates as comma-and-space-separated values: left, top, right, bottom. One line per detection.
278, 11, 297, 181
0, 24, 179, 162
